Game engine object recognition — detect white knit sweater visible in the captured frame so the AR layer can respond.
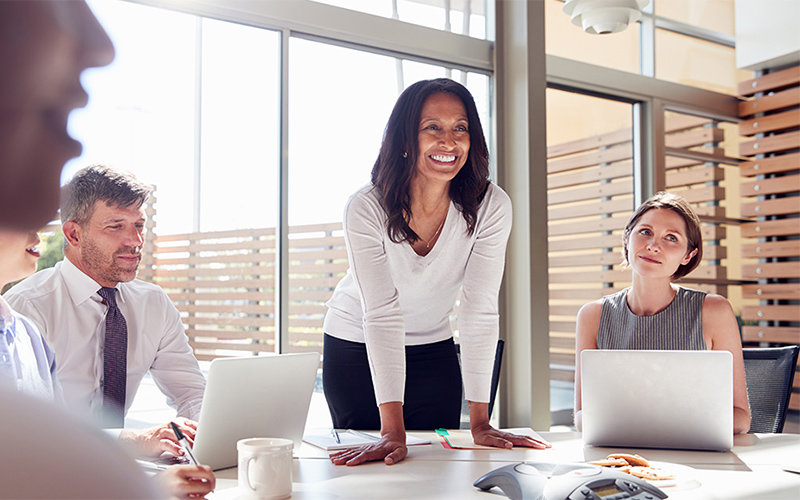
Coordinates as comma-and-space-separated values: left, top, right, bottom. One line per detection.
323, 182, 512, 405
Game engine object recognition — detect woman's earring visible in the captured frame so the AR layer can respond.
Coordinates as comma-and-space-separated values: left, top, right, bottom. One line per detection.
402, 152, 408, 158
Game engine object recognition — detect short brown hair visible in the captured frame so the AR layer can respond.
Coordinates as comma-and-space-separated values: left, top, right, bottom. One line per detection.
60, 165, 152, 225
622, 192, 703, 280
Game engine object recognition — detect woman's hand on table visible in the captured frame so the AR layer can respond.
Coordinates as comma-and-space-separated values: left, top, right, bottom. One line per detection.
329, 429, 407, 466
471, 423, 551, 449
468, 400, 551, 449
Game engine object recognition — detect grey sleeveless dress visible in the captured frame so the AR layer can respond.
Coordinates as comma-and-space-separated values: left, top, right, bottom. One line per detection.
596, 287, 708, 350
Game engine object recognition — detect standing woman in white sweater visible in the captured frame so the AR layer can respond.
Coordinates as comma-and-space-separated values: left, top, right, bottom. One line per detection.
322, 78, 549, 467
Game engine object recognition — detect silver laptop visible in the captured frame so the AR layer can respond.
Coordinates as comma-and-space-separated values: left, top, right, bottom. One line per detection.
581, 350, 733, 451
191, 352, 320, 470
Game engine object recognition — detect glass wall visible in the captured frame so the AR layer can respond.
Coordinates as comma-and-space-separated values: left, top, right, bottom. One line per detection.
545, 0, 752, 94
545, 89, 634, 425
64, 0, 493, 428
654, 29, 749, 95
199, 20, 280, 232
56, 0, 748, 430
67, 0, 198, 235
655, 0, 735, 35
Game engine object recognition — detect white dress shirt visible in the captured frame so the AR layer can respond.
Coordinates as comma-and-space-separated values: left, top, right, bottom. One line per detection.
323, 183, 512, 405
4, 257, 205, 422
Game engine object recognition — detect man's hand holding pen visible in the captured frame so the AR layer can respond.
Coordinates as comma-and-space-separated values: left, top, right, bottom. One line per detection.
119, 417, 198, 458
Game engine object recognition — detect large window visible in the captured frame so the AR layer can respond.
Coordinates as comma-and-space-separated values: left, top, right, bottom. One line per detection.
199, 20, 280, 232
57, 0, 750, 431
545, 0, 752, 94
67, 0, 198, 234
545, 0, 640, 73
65, 0, 492, 428
545, 90, 634, 425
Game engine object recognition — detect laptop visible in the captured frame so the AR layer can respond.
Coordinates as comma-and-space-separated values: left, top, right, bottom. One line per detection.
581, 350, 733, 451
189, 352, 320, 470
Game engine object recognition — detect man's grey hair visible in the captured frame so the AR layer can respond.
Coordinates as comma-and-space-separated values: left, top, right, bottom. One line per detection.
60, 165, 153, 225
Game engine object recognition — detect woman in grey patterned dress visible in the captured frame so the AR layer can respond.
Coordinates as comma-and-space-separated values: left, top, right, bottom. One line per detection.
574, 192, 751, 434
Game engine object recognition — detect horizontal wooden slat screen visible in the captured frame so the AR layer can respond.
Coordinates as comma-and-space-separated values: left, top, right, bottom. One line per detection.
740, 152, 800, 177
738, 65, 800, 97
738, 63, 800, 406
141, 219, 346, 361
738, 87, 800, 117
739, 108, 800, 137
546, 111, 738, 383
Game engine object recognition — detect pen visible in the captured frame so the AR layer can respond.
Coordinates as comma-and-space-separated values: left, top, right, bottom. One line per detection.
170, 421, 199, 465
331, 427, 340, 444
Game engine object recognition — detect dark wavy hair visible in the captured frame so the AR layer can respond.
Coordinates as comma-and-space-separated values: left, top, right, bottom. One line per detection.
371, 78, 490, 244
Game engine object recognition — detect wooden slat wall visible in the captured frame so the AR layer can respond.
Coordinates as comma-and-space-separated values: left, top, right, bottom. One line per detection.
547, 114, 739, 383
140, 216, 345, 362
738, 64, 800, 411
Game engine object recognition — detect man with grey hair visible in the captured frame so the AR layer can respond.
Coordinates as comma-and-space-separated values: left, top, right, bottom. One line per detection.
5, 164, 206, 458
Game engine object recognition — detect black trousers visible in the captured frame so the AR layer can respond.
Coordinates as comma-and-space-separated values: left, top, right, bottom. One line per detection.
322, 333, 462, 431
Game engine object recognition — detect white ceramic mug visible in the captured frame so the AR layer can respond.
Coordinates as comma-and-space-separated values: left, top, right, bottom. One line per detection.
237, 437, 293, 500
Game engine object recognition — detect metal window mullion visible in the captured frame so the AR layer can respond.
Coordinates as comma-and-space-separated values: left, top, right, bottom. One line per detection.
547, 55, 739, 122
192, 18, 203, 232
276, 28, 290, 354
290, 30, 490, 76
632, 98, 664, 206
653, 15, 736, 48
391, 0, 405, 94
639, 1, 654, 77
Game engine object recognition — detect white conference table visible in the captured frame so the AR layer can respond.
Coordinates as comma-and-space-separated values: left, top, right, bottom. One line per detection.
208, 430, 800, 499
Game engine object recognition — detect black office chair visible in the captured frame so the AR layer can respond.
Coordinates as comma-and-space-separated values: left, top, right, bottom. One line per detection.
455, 339, 505, 429
742, 345, 799, 433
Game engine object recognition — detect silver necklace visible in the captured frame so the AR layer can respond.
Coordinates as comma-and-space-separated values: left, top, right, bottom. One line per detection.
418, 215, 446, 250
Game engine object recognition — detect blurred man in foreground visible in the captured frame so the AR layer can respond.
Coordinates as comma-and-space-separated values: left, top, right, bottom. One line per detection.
0, 2, 213, 498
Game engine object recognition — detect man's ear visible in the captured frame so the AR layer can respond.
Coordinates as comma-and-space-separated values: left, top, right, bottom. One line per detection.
682, 247, 698, 265
62, 221, 82, 249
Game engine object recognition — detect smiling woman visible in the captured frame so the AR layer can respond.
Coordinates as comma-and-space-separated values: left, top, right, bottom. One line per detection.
0, 231, 41, 288
321, 78, 550, 469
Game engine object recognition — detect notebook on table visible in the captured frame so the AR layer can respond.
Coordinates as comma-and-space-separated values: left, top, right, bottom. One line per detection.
581, 349, 733, 451
150, 352, 320, 470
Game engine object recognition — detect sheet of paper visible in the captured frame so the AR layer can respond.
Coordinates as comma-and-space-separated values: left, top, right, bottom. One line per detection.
303, 429, 430, 451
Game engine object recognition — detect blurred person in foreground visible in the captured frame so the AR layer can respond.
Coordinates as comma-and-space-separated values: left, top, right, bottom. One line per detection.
0, 2, 213, 498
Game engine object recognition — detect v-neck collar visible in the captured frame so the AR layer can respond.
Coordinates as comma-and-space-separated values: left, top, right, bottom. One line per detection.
406, 200, 454, 259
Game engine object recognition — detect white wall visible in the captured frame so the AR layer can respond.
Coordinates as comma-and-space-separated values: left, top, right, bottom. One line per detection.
735, 0, 800, 70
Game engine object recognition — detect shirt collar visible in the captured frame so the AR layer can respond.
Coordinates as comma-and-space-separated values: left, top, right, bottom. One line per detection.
61, 256, 127, 306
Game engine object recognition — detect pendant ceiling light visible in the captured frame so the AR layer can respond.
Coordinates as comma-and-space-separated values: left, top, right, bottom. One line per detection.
563, 0, 650, 35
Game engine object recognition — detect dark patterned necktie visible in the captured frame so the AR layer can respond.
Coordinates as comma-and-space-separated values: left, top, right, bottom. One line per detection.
98, 287, 127, 428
